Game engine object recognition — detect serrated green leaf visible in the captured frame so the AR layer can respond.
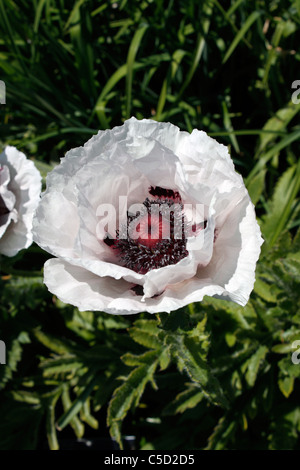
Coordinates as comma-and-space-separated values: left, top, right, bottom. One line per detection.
0, 335, 24, 389
159, 346, 171, 371
202, 297, 255, 330
246, 169, 266, 205
107, 359, 159, 441
205, 416, 237, 450
272, 343, 296, 354
242, 345, 268, 387
129, 319, 162, 350
167, 334, 228, 408
61, 385, 85, 438
110, 365, 157, 418
133, 319, 161, 333
80, 399, 98, 430
278, 375, 294, 398
268, 406, 300, 450
121, 350, 160, 367
225, 332, 236, 347
10, 390, 41, 405
278, 356, 300, 379
57, 375, 98, 431
46, 392, 60, 451
40, 356, 83, 376
109, 421, 122, 449
254, 277, 277, 302
163, 386, 203, 415
33, 329, 77, 355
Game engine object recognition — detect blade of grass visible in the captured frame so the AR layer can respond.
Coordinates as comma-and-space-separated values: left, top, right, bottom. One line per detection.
176, 3, 212, 101
222, 100, 240, 153
90, 62, 144, 127
154, 49, 186, 120
33, 0, 47, 33
222, 10, 262, 64
64, 0, 87, 32
69, 2, 96, 99
0, 0, 27, 73
8, 127, 97, 146
262, 20, 285, 87
256, 101, 300, 157
227, 0, 247, 17
211, 0, 252, 48
125, 24, 148, 119
246, 129, 300, 184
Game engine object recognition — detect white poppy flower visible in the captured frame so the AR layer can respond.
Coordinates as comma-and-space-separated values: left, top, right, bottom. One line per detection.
33, 118, 263, 314
0, 146, 42, 257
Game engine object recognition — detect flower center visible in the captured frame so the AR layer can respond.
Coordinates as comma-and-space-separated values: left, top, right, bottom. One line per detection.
104, 187, 189, 274
135, 212, 167, 248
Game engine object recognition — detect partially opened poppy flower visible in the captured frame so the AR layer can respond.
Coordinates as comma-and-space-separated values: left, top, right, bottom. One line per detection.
33, 118, 263, 314
0, 146, 42, 257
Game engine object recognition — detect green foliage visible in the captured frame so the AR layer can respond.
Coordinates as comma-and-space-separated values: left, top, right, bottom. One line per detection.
0, 0, 300, 451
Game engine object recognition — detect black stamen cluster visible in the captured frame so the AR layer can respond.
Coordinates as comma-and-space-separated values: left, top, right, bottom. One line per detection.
112, 194, 189, 274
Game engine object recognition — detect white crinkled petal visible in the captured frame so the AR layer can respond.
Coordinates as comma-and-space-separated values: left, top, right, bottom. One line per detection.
197, 194, 263, 305
0, 164, 17, 238
0, 146, 42, 256
32, 191, 80, 259
44, 258, 147, 315
43, 258, 228, 314
128, 137, 186, 192
142, 253, 198, 300
0, 165, 16, 212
